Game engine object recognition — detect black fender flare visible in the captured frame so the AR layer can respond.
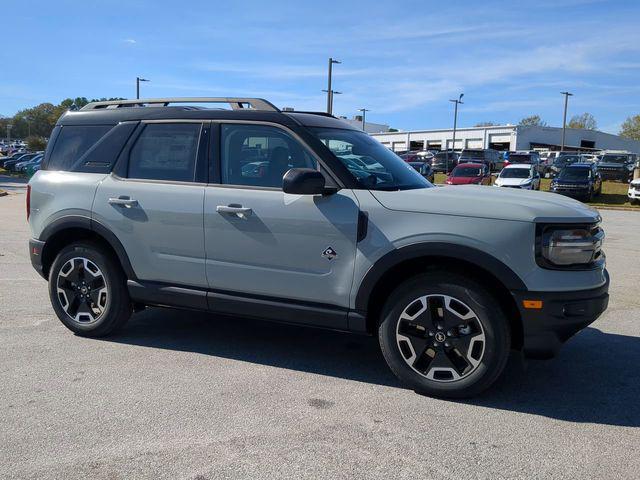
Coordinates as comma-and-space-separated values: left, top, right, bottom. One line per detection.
38, 215, 137, 280
355, 242, 527, 311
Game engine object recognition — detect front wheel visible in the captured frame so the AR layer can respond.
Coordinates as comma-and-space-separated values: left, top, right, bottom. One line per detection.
378, 272, 510, 398
48, 242, 132, 337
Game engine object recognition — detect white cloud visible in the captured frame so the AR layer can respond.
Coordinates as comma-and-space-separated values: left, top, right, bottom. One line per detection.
123, 38, 137, 45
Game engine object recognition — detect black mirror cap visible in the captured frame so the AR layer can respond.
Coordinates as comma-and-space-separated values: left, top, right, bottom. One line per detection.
282, 168, 328, 195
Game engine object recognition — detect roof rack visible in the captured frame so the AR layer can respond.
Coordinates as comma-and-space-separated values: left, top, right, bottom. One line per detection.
80, 97, 280, 112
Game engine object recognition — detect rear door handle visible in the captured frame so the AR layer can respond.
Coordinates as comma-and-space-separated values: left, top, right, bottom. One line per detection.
216, 204, 252, 218
108, 196, 138, 208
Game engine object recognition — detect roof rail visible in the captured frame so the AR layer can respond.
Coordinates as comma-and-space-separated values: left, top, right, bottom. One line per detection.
80, 97, 280, 112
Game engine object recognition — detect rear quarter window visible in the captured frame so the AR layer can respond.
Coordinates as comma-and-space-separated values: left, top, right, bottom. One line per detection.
47, 125, 112, 171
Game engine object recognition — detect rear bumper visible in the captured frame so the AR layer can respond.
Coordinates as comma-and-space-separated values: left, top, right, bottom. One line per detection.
29, 238, 46, 279
511, 270, 610, 358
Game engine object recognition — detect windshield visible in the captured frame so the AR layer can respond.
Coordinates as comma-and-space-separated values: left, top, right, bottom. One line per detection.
460, 150, 485, 159
311, 128, 431, 190
500, 168, 530, 179
554, 155, 579, 166
508, 154, 533, 163
600, 155, 628, 164
558, 168, 590, 181
452, 166, 483, 177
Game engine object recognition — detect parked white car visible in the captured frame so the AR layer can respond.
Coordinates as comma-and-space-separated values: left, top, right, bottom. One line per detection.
628, 178, 640, 205
494, 164, 541, 190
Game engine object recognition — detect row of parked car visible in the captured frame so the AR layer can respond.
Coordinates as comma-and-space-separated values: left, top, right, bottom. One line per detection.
398, 148, 640, 203
400, 148, 638, 181
0, 151, 45, 174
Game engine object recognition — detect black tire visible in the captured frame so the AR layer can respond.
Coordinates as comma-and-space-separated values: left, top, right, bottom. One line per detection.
378, 272, 510, 398
48, 242, 132, 337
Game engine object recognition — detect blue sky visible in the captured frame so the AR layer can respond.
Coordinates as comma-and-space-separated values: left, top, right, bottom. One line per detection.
1, 0, 639, 133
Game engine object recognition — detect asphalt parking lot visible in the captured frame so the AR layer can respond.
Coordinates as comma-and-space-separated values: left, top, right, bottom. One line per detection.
1, 184, 639, 480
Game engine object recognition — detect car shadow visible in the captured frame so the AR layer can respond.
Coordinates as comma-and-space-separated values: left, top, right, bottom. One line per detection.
105, 310, 640, 427
468, 327, 640, 427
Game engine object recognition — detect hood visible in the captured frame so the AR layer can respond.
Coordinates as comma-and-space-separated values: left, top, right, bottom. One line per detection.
551, 177, 589, 185
630, 179, 640, 186
370, 186, 600, 223
496, 177, 532, 187
447, 176, 482, 185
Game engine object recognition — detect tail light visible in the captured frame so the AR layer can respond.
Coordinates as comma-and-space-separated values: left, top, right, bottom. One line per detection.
26, 184, 31, 221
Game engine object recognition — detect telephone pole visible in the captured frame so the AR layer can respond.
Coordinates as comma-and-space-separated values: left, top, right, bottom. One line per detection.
326, 58, 341, 114
560, 91, 573, 152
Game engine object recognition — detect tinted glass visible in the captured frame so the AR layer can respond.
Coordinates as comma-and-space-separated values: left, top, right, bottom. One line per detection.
311, 127, 430, 190
221, 124, 317, 188
128, 123, 201, 182
452, 166, 483, 177
600, 155, 628, 164
47, 125, 112, 171
558, 168, 591, 180
508, 154, 533, 163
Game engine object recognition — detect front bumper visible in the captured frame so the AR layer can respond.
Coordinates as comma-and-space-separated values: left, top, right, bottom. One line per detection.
29, 238, 46, 279
628, 187, 640, 200
550, 186, 590, 198
511, 269, 609, 358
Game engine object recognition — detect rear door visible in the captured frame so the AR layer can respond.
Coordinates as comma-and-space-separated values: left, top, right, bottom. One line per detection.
203, 122, 360, 312
92, 121, 209, 288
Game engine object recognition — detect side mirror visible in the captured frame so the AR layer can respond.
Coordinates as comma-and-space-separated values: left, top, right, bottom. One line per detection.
282, 168, 330, 195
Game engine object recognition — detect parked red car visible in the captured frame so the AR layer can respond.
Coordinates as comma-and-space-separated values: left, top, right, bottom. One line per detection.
445, 163, 492, 185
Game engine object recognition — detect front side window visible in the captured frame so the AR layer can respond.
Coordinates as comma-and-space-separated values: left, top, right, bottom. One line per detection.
128, 123, 201, 182
310, 127, 430, 190
47, 125, 112, 171
221, 124, 317, 188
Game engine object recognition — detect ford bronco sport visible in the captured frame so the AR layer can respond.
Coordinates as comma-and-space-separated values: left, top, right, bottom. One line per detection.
27, 97, 609, 398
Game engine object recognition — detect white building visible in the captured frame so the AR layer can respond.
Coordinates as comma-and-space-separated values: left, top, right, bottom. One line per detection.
371, 125, 640, 153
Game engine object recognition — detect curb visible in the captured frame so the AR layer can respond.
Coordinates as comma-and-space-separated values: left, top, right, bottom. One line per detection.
591, 205, 640, 212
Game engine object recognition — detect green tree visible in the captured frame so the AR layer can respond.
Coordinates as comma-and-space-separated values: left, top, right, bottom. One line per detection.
567, 112, 597, 130
26, 135, 48, 151
619, 115, 640, 140
518, 115, 547, 127
475, 121, 498, 127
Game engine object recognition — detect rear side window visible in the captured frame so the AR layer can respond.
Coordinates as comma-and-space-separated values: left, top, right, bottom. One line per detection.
128, 123, 201, 182
47, 125, 112, 171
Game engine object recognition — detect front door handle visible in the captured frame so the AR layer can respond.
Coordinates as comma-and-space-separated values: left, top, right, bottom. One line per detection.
108, 196, 138, 208
216, 204, 253, 218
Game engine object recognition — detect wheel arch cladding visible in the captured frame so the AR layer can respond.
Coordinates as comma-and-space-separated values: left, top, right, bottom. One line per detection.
358, 243, 525, 350
39, 217, 136, 280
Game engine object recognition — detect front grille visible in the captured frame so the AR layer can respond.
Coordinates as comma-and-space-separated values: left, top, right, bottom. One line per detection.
554, 184, 587, 189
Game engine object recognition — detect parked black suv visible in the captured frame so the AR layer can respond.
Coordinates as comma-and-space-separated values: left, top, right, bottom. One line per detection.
596, 153, 636, 182
550, 163, 602, 202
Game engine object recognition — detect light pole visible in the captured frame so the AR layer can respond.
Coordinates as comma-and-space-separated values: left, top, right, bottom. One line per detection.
358, 108, 370, 131
326, 58, 341, 114
560, 91, 573, 152
322, 89, 342, 115
449, 93, 464, 172
136, 77, 150, 99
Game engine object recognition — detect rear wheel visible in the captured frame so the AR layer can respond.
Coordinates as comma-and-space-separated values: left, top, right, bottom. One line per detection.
48, 242, 132, 337
378, 272, 510, 398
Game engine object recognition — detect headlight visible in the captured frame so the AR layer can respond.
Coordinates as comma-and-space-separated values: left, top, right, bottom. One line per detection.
536, 224, 605, 269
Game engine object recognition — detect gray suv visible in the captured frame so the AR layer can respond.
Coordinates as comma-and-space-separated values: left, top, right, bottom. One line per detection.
27, 97, 609, 398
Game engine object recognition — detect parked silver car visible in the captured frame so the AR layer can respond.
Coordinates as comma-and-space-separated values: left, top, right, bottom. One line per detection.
27, 97, 609, 398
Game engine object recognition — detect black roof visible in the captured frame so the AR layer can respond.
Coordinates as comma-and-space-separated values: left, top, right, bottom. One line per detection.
57, 106, 359, 131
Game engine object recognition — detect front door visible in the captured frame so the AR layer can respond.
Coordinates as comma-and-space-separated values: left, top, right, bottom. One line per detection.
204, 122, 360, 310
93, 121, 208, 288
